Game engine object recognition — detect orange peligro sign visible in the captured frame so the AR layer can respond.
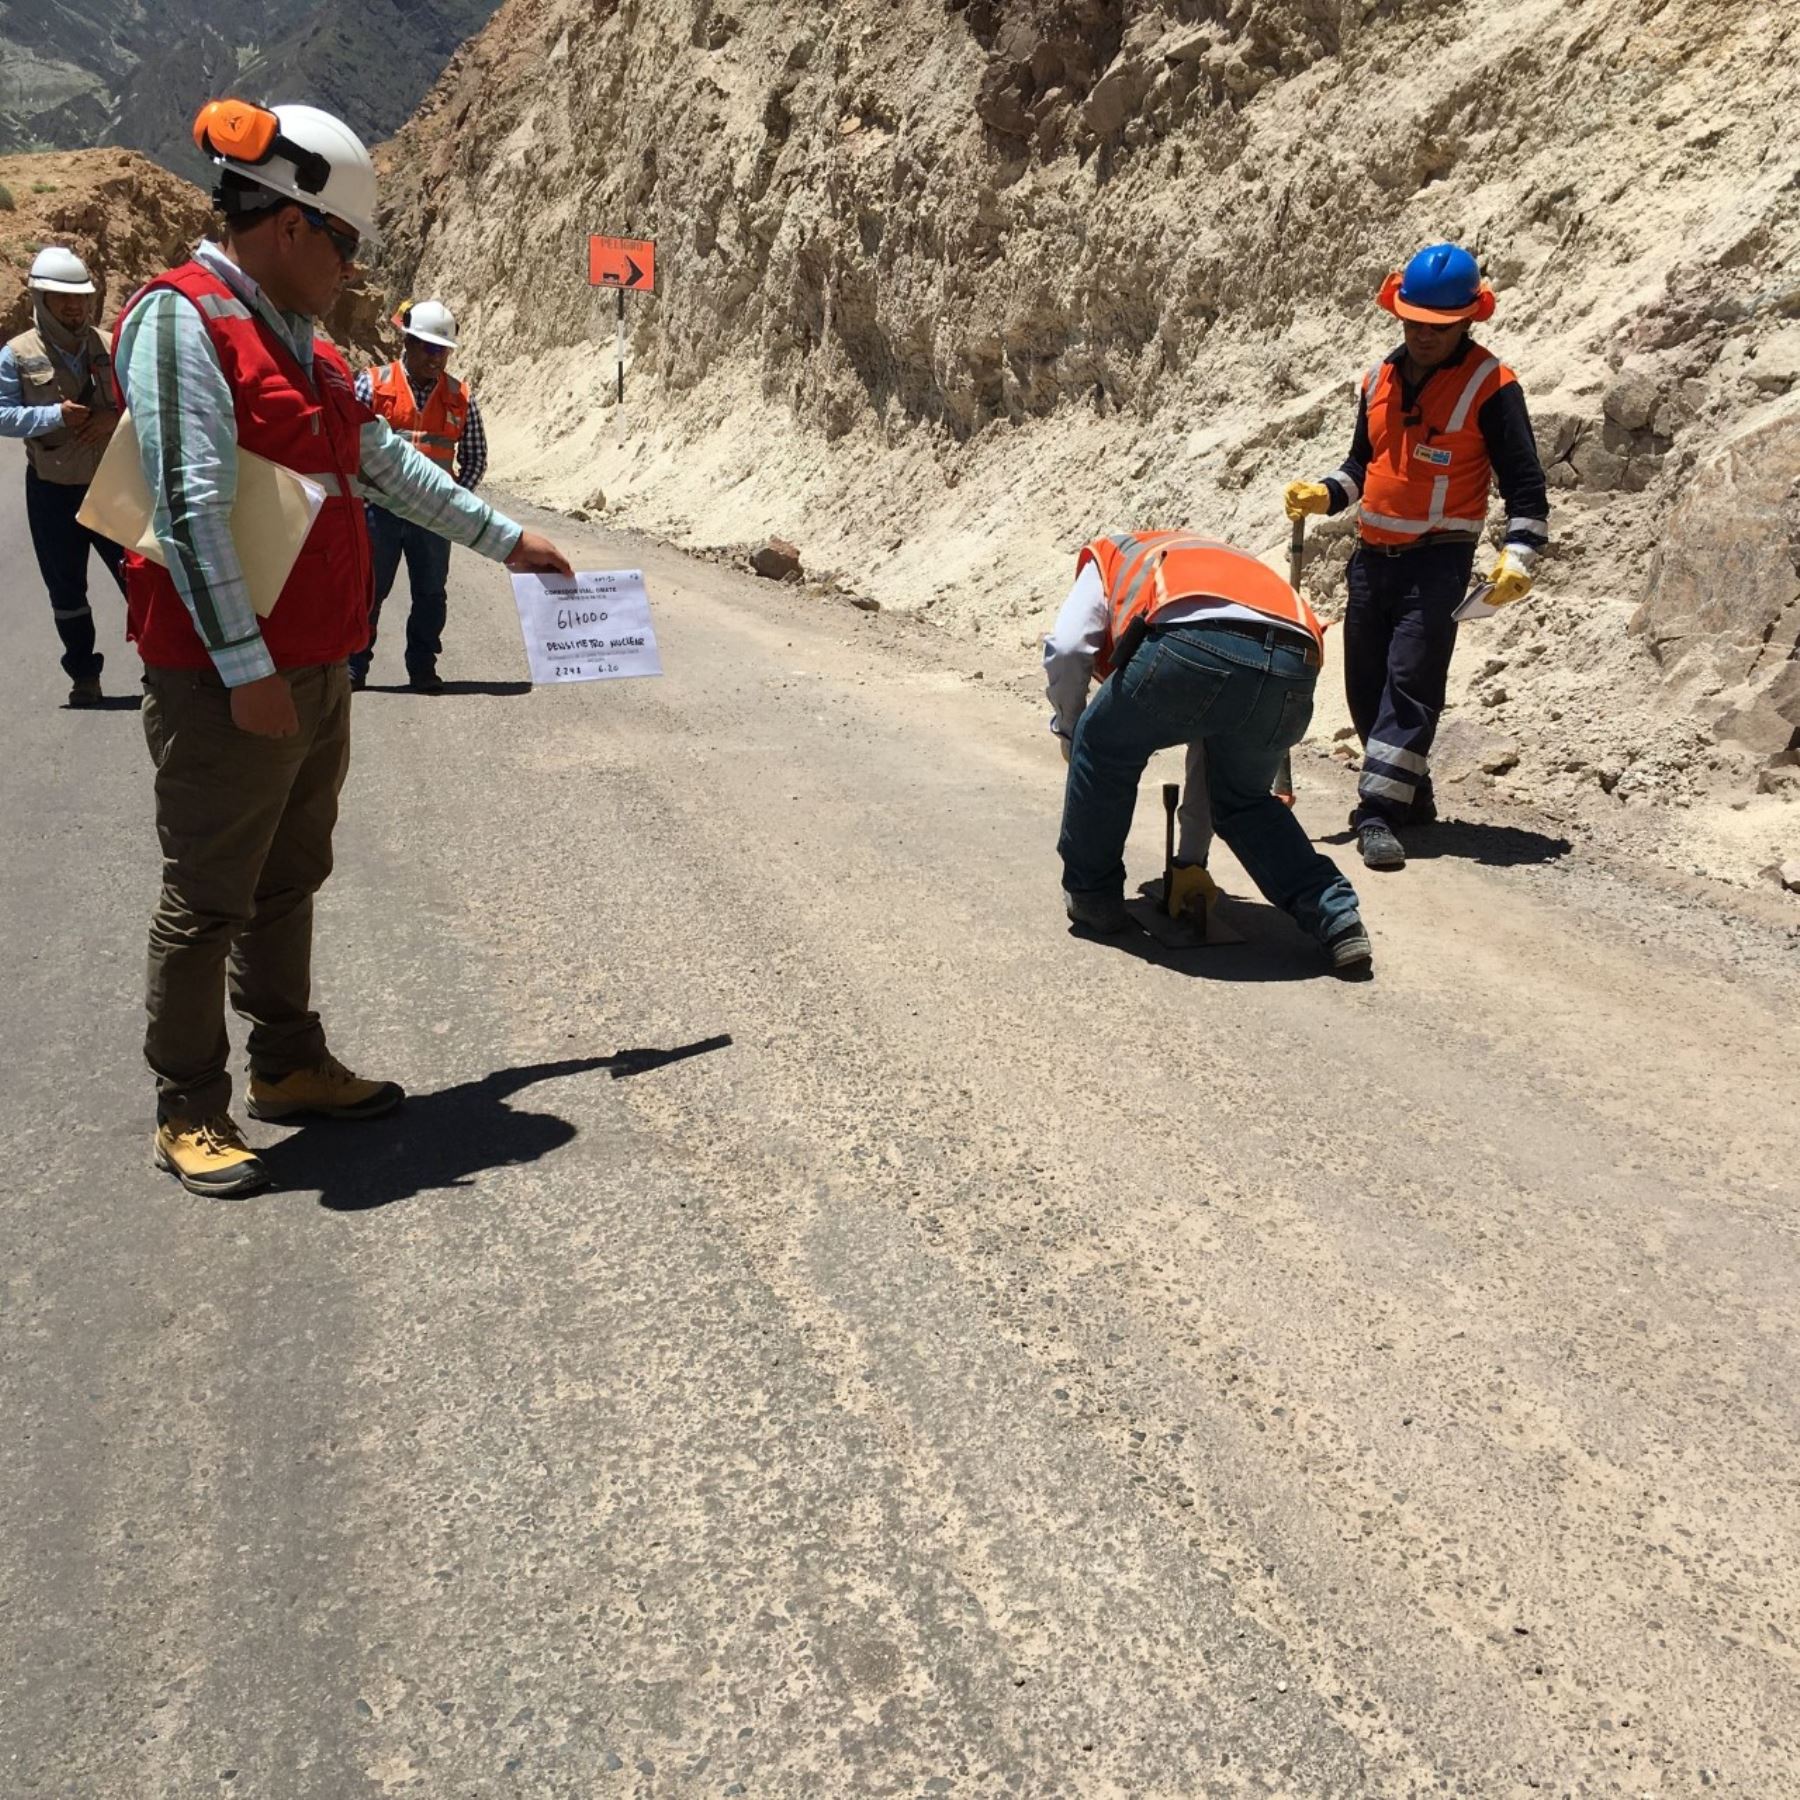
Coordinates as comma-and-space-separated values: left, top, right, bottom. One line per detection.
588, 235, 656, 292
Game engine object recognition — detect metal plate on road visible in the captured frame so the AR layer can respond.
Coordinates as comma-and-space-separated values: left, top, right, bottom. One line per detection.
588, 234, 655, 291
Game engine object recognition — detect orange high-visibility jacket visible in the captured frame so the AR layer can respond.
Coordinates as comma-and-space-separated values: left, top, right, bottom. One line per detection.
1356, 347, 1515, 546
366, 363, 468, 473
1079, 531, 1325, 678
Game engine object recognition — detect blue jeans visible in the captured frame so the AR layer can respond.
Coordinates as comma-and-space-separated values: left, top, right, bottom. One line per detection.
1059, 621, 1362, 944
351, 504, 453, 680
26, 468, 125, 680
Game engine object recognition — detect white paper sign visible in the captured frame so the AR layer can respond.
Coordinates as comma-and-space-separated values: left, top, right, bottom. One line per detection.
511, 569, 663, 683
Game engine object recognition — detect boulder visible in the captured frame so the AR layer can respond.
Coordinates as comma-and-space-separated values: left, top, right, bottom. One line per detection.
1430, 717, 1520, 784
1602, 367, 1661, 433
1631, 401, 1800, 761
750, 538, 803, 581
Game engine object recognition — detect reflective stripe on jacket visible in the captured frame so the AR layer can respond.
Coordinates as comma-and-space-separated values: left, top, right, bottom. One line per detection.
1078, 530, 1325, 678
366, 362, 467, 472
6, 325, 115, 485
1356, 346, 1513, 546
112, 261, 375, 671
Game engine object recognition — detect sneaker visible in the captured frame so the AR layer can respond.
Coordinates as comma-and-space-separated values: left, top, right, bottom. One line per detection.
407, 667, 445, 695
153, 1113, 270, 1196
1064, 888, 1132, 934
1357, 819, 1406, 870
246, 1053, 405, 1122
1325, 917, 1374, 973
68, 677, 103, 708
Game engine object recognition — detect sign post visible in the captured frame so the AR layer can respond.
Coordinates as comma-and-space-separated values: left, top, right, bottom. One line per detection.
588, 233, 656, 405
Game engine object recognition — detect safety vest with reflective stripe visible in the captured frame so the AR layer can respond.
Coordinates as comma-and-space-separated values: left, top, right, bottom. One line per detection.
1357, 346, 1513, 547
112, 261, 375, 671
1078, 530, 1325, 679
366, 362, 467, 472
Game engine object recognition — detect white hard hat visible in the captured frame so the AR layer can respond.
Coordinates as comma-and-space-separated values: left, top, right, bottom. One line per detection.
194, 99, 379, 246
402, 299, 458, 349
29, 246, 96, 294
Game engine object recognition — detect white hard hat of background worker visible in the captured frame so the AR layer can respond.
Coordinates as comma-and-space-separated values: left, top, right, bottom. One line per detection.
393, 298, 458, 351
28, 245, 100, 342
192, 99, 379, 249
28, 246, 96, 295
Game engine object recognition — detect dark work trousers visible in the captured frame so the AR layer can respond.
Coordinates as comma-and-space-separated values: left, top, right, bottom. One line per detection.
25, 467, 126, 681
1342, 537, 1478, 828
140, 662, 351, 1123
351, 502, 453, 681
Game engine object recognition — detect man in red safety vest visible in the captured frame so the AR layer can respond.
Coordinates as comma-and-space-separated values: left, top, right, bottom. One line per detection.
1285, 243, 1550, 872
351, 298, 484, 691
1045, 530, 1371, 972
114, 98, 571, 1196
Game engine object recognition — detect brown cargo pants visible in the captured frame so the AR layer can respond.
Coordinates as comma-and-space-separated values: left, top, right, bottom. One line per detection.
140, 661, 352, 1123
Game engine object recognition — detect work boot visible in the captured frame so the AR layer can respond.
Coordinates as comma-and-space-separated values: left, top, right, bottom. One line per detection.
349, 665, 368, 691
153, 1113, 270, 1197
407, 666, 445, 695
246, 1053, 405, 1122
1324, 917, 1374, 973
1064, 888, 1132, 934
68, 677, 103, 708
1357, 819, 1406, 870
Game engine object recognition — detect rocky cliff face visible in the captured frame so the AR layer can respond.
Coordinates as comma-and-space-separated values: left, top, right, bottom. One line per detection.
385, 1, 1799, 878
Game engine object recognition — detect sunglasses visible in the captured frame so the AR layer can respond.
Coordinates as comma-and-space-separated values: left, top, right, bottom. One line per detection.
299, 207, 359, 265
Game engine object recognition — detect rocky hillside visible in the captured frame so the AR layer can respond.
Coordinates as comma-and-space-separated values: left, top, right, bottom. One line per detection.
189, 0, 1798, 886
0, 0, 496, 178
0, 148, 210, 332
0, 147, 389, 354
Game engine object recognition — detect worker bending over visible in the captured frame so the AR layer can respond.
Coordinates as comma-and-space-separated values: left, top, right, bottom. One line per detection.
1046, 531, 1370, 972
1286, 243, 1549, 871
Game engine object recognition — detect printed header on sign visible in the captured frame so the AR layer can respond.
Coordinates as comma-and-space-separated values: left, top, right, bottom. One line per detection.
511, 570, 663, 684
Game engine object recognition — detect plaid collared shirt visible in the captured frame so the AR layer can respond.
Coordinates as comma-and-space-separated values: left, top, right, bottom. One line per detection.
116, 240, 520, 687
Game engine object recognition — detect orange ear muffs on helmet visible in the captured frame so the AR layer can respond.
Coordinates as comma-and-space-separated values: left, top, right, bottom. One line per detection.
1377, 269, 1497, 325
193, 99, 331, 195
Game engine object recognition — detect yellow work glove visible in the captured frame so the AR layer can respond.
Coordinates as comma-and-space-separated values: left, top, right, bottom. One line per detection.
1487, 549, 1535, 607
1283, 480, 1331, 522
1166, 861, 1219, 921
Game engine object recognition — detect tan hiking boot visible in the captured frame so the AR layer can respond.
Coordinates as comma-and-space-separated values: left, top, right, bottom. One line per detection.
246, 1053, 405, 1123
153, 1113, 270, 1197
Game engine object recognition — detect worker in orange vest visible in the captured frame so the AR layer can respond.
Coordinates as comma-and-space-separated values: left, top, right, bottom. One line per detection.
1285, 243, 1550, 872
1045, 531, 1370, 972
351, 298, 485, 692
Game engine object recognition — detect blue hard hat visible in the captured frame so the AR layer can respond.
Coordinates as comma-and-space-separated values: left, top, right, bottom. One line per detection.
1378, 243, 1495, 323
1402, 243, 1480, 307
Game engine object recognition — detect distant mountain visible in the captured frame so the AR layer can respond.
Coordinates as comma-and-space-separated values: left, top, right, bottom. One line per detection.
0, 0, 497, 175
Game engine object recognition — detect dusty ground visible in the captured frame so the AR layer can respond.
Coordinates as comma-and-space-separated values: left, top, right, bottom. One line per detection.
2, 437, 1799, 1796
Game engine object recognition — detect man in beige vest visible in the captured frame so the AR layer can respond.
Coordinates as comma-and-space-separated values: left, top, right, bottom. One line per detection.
0, 246, 125, 706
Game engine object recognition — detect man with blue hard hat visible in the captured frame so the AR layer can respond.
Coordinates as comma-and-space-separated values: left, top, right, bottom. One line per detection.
1284, 243, 1549, 871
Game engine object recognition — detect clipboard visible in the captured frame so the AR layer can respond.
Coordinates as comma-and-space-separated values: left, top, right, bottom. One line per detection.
1453, 581, 1502, 622
77, 411, 328, 618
